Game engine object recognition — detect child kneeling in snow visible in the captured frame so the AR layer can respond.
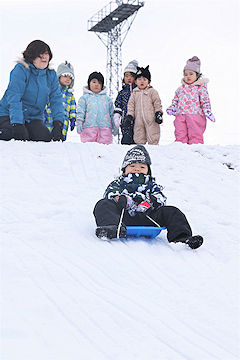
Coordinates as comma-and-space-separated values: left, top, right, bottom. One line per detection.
93, 145, 203, 249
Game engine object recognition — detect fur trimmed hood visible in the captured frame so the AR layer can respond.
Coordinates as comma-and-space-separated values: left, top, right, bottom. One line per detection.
181, 77, 209, 86
16, 57, 54, 70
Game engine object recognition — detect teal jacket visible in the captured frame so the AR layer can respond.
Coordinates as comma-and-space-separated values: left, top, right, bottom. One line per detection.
76, 86, 118, 136
0, 58, 64, 125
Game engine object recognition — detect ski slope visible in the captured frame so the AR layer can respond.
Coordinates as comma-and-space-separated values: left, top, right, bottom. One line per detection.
1, 140, 239, 360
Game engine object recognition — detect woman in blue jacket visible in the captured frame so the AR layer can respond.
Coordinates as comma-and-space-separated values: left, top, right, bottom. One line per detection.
0, 40, 64, 141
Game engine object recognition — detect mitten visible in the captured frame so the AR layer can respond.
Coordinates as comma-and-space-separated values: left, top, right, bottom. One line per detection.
123, 115, 133, 127
136, 200, 152, 213
51, 120, 64, 141
113, 113, 121, 128
204, 109, 216, 122
70, 119, 76, 131
155, 111, 163, 124
12, 123, 29, 141
166, 106, 177, 116
116, 194, 128, 211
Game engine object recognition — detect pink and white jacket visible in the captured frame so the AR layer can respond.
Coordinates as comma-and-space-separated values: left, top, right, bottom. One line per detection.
170, 78, 212, 116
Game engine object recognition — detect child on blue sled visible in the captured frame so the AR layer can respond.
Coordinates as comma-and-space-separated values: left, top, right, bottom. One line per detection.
93, 145, 203, 249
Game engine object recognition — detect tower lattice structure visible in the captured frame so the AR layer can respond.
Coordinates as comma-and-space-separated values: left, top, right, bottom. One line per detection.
88, 0, 144, 100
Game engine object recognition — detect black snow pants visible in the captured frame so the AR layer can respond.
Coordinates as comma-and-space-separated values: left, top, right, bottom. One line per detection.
0, 116, 51, 142
93, 198, 192, 243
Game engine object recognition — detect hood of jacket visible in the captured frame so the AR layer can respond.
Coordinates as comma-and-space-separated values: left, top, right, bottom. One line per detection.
181, 77, 209, 86
133, 84, 153, 94
16, 57, 54, 70
82, 85, 108, 96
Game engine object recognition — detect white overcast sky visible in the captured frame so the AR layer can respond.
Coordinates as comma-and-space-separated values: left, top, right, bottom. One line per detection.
0, 0, 239, 145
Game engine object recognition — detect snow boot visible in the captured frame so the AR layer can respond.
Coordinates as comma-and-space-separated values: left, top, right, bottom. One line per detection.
96, 225, 127, 240
185, 235, 203, 249
171, 235, 203, 249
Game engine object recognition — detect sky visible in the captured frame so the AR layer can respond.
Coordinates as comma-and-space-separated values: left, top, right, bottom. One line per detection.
0, 0, 239, 145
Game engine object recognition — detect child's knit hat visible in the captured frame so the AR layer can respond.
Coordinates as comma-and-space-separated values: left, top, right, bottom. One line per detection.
183, 56, 201, 73
57, 61, 75, 89
124, 60, 138, 74
121, 145, 152, 171
88, 71, 104, 89
136, 65, 151, 81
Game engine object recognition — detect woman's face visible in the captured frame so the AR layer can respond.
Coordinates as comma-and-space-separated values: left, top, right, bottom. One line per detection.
33, 51, 50, 69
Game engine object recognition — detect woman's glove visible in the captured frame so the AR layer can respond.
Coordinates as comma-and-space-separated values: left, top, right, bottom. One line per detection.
166, 106, 177, 116
12, 123, 29, 141
204, 109, 216, 122
70, 119, 76, 131
51, 121, 64, 141
113, 113, 121, 128
155, 111, 163, 124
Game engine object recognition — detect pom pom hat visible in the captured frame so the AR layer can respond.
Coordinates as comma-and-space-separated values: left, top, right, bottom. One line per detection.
57, 61, 75, 89
121, 145, 151, 171
88, 71, 104, 89
124, 60, 138, 74
136, 65, 151, 81
184, 56, 201, 73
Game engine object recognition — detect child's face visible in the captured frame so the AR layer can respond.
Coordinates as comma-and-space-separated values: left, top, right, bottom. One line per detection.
184, 70, 198, 84
124, 72, 135, 84
124, 162, 148, 175
90, 79, 102, 93
59, 75, 72, 87
136, 76, 150, 90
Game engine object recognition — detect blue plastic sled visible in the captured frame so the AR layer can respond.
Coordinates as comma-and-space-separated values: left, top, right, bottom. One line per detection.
126, 226, 166, 239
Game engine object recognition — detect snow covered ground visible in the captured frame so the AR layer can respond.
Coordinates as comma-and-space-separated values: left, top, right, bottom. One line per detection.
1, 139, 239, 360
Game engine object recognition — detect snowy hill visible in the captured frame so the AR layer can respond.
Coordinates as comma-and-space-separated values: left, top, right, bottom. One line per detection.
1, 141, 239, 360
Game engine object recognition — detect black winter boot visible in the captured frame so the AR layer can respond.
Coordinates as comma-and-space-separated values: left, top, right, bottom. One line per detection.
171, 235, 203, 249
185, 235, 203, 249
96, 225, 127, 240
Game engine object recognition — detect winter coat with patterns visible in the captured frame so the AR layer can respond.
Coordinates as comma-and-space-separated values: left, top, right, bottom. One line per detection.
104, 173, 167, 216
114, 83, 135, 136
0, 58, 64, 125
170, 78, 212, 116
127, 86, 163, 145
76, 86, 118, 136
44, 85, 76, 140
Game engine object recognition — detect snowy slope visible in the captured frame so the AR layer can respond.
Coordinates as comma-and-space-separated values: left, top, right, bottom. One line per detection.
1, 141, 239, 360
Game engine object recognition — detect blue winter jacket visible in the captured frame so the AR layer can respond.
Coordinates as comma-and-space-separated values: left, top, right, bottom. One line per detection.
0, 58, 64, 125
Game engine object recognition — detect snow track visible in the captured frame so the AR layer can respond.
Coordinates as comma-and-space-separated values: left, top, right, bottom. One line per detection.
1, 141, 239, 360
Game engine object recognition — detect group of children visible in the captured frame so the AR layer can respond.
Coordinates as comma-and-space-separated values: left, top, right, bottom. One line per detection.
47, 56, 215, 145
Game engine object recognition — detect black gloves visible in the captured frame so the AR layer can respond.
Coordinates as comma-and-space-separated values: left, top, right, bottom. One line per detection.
123, 115, 134, 127
52, 121, 64, 141
155, 111, 163, 124
12, 123, 29, 141
116, 195, 128, 211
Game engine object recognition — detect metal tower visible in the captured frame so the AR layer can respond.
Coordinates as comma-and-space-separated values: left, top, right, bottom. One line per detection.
88, 0, 144, 99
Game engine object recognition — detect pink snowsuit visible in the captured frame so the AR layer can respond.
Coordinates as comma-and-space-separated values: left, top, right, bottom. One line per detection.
170, 78, 212, 144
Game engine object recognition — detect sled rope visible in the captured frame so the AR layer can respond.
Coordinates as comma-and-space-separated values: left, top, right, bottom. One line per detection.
146, 215, 161, 227
117, 208, 125, 238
